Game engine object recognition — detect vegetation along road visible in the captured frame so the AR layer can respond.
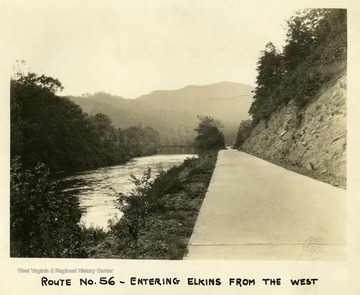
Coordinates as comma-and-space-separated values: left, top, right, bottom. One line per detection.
185, 149, 346, 260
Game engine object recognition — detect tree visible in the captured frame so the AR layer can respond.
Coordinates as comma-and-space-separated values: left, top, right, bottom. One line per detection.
193, 115, 225, 150
234, 119, 253, 148
283, 9, 328, 72
281, 9, 346, 107
123, 126, 161, 157
11, 69, 131, 172
249, 42, 284, 124
249, 9, 347, 124
12, 61, 64, 94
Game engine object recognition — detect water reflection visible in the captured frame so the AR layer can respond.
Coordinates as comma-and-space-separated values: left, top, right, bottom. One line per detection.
60, 154, 196, 230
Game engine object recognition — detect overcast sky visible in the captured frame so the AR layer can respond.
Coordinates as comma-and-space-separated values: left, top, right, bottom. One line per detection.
0, 0, 350, 98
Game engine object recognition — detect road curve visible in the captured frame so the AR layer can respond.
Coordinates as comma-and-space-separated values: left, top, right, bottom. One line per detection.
184, 150, 346, 260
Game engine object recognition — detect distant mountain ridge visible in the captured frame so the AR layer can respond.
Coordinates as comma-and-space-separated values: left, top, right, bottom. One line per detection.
68, 81, 254, 145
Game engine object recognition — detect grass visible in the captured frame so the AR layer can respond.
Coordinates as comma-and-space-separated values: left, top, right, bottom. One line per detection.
84, 152, 217, 259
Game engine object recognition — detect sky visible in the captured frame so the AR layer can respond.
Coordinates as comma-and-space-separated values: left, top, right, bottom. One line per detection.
0, 0, 352, 98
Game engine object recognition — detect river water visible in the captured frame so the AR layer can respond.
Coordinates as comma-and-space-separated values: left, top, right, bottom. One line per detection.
60, 154, 196, 230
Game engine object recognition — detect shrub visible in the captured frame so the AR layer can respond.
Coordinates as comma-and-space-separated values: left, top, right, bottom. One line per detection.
10, 157, 85, 257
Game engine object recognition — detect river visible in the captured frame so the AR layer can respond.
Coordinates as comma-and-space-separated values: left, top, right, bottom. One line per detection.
60, 154, 196, 230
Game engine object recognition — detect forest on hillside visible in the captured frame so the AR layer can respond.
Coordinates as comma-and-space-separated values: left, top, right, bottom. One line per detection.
235, 9, 347, 146
10, 70, 166, 257
10, 7, 347, 259
10, 73, 225, 257
11, 70, 161, 173
69, 92, 196, 146
69, 82, 253, 146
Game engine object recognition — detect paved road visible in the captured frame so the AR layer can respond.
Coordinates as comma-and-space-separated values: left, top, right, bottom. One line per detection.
184, 150, 346, 260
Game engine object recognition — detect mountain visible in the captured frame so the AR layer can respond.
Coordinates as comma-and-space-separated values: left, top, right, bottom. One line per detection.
68, 82, 254, 145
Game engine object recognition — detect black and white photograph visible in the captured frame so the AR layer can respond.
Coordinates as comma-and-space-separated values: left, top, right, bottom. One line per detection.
1, 0, 359, 294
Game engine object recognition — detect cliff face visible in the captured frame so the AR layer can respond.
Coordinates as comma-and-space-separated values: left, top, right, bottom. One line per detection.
242, 74, 346, 187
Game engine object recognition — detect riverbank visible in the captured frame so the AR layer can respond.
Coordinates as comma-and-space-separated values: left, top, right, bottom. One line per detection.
82, 152, 217, 259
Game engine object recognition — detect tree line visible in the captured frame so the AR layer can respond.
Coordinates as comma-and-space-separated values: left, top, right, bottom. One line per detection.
235, 9, 346, 148
10, 68, 161, 257
10, 67, 226, 258
250, 9, 346, 124
11, 69, 161, 173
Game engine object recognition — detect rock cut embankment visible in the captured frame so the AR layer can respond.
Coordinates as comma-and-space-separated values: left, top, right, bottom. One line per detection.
242, 74, 346, 188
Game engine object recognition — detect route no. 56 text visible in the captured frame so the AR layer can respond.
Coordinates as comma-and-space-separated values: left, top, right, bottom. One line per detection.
41, 277, 117, 286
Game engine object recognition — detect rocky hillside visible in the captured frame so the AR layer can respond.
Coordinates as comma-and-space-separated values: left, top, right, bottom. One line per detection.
242, 73, 346, 188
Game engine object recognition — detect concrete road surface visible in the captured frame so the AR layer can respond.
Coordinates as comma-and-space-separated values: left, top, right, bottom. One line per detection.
184, 150, 346, 260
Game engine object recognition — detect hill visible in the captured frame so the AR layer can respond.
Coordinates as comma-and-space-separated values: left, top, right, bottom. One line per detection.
242, 73, 346, 187
239, 9, 347, 187
68, 82, 254, 145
